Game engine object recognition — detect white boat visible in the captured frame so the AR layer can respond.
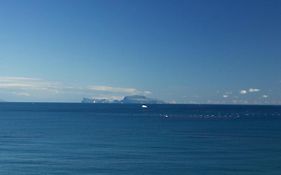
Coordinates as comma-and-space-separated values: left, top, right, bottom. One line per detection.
141, 104, 148, 108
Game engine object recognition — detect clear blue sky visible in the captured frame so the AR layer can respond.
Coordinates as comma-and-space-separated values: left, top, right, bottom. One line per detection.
0, 0, 281, 104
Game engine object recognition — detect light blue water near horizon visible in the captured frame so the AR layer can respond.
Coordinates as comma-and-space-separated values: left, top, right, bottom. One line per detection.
0, 103, 281, 174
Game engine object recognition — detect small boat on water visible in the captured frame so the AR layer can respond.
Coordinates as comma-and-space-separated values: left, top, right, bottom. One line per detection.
141, 104, 148, 108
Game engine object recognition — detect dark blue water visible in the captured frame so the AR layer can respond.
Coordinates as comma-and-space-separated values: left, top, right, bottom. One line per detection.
0, 103, 281, 174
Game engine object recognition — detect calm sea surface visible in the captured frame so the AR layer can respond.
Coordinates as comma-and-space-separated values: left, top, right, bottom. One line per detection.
0, 103, 281, 175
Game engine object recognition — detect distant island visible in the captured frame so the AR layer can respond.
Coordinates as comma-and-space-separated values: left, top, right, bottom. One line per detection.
81, 95, 165, 104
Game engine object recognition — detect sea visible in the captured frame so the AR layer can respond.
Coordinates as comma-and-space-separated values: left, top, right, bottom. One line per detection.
0, 103, 281, 175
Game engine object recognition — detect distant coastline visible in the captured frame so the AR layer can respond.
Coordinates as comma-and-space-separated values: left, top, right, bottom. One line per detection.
81, 95, 165, 104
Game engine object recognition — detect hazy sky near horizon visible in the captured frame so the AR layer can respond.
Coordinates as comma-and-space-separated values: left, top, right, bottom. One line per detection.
0, 0, 281, 104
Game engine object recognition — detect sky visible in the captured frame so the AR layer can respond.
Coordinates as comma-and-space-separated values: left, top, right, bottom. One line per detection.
0, 0, 281, 104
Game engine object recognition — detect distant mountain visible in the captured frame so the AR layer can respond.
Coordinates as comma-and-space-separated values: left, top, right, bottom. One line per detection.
82, 95, 165, 104
121, 95, 164, 104
81, 98, 120, 104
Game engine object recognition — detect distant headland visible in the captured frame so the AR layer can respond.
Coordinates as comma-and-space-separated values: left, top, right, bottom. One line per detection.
81, 95, 165, 104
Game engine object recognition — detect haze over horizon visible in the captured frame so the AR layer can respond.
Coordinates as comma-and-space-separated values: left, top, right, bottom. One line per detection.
1, 0, 281, 104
